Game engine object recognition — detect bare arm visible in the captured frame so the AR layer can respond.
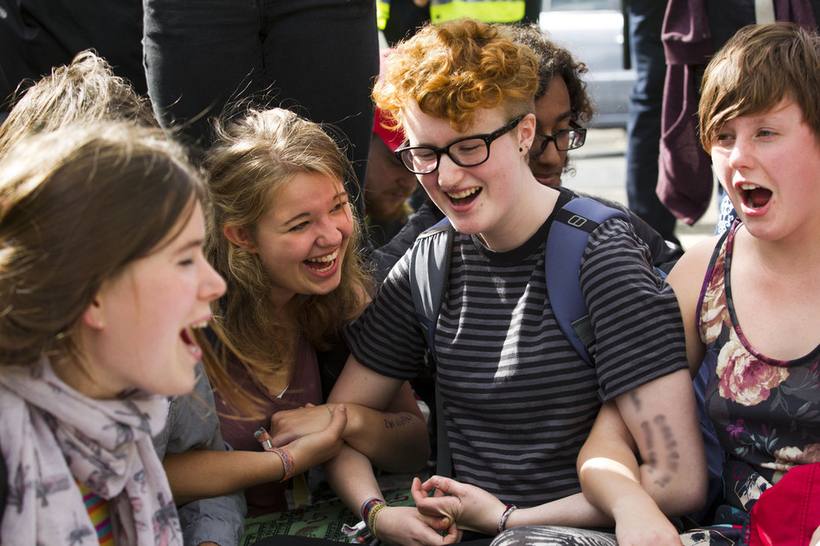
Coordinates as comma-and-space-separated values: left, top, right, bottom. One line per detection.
321, 356, 458, 546
411, 474, 613, 536
270, 380, 430, 473
162, 404, 347, 504
575, 238, 721, 543
324, 446, 457, 546
614, 368, 707, 515
578, 403, 683, 545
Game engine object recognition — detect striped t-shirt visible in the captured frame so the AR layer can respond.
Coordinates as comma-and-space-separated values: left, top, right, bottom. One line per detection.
344, 191, 688, 507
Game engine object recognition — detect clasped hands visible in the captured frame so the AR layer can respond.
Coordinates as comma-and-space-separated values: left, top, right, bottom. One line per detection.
398, 475, 508, 545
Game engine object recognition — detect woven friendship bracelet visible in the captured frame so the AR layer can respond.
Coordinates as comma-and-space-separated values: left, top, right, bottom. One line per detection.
360, 498, 386, 522
366, 502, 388, 539
498, 504, 518, 534
360, 498, 387, 539
272, 448, 294, 483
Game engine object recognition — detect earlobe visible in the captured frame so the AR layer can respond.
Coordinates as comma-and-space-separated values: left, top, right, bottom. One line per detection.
82, 298, 105, 330
519, 113, 537, 152
223, 224, 257, 253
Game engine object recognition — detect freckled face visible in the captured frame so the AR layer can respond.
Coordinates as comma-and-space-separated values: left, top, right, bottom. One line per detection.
251, 172, 353, 307
402, 103, 535, 248
529, 76, 573, 188
710, 99, 820, 243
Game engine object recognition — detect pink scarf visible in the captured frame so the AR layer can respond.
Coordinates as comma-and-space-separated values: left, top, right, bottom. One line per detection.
0, 358, 182, 545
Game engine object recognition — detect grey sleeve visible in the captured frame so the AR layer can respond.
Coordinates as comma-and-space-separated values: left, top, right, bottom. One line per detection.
178, 494, 246, 546
157, 363, 247, 546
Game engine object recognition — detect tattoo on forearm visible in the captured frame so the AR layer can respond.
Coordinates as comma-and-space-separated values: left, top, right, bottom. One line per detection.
641, 414, 682, 488
630, 391, 642, 412
383, 413, 412, 429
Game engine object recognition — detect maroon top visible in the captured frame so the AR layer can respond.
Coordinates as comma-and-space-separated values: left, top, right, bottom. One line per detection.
214, 335, 322, 517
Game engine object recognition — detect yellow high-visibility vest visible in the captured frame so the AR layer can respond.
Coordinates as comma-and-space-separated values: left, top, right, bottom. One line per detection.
429, 0, 526, 23
376, 0, 390, 30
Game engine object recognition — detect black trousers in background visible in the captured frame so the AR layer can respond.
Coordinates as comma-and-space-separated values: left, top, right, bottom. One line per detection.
142, 0, 379, 219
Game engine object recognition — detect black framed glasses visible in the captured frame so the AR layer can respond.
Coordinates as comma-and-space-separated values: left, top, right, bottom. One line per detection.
395, 115, 523, 175
528, 128, 587, 156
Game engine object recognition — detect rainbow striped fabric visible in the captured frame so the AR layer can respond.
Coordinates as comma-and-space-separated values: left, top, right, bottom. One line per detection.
76, 480, 114, 545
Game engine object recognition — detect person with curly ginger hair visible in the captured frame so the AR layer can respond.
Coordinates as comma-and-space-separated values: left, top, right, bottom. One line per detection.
272, 18, 706, 546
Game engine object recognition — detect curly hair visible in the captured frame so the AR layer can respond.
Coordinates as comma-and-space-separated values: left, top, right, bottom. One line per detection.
0, 122, 202, 367
201, 107, 371, 409
700, 22, 820, 150
508, 23, 594, 127
373, 18, 539, 133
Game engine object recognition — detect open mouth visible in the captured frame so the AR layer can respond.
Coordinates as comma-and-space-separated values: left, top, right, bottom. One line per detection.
304, 249, 339, 273
180, 321, 208, 358
447, 187, 481, 206
738, 183, 772, 209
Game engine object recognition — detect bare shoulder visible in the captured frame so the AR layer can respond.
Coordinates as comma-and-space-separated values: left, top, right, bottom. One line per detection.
666, 236, 721, 298
666, 236, 722, 374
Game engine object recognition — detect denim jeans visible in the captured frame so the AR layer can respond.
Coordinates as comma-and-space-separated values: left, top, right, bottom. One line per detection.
624, 0, 678, 242
142, 0, 379, 217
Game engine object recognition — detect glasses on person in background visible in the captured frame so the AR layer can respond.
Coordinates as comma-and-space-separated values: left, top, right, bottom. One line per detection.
528, 128, 587, 156
395, 116, 523, 175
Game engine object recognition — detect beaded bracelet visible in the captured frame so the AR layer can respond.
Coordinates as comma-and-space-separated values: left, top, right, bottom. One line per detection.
360, 498, 388, 539
497, 504, 518, 534
272, 447, 294, 483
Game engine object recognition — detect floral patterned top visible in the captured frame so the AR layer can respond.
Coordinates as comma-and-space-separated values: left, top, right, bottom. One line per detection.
696, 221, 820, 524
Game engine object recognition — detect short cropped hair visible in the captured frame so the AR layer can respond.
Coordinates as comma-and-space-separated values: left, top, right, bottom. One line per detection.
373, 18, 539, 133
699, 22, 820, 150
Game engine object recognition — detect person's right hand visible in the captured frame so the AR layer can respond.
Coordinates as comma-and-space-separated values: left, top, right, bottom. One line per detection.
411, 475, 506, 536
282, 404, 347, 474
374, 505, 460, 546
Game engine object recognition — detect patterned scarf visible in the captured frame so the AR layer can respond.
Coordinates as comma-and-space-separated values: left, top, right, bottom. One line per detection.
0, 358, 182, 545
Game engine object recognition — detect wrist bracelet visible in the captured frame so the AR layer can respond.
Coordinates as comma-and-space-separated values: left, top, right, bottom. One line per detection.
360, 498, 387, 539
272, 447, 294, 482
367, 502, 388, 539
360, 497, 386, 521
498, 504, 518, 534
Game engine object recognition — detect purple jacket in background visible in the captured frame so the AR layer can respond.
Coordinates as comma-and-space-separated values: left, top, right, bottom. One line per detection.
658, 0, 817, 225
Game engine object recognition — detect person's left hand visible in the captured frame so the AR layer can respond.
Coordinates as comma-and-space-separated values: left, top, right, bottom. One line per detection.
269, 403, 333, 446
411, 475, 506, 536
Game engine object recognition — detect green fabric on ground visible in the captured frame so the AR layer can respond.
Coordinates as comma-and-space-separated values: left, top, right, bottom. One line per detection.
242, 488, 415, 545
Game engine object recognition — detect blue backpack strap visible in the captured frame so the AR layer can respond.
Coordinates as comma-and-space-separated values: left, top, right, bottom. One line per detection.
546, 197, 629, 366
408, 217, 454, 366
408, 217, 454, 477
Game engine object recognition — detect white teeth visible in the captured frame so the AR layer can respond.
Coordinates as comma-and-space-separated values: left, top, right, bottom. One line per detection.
307, 249, 338, 264
190, 321, 209, 329
739, 183, 759, 190
448, 187, 479, 200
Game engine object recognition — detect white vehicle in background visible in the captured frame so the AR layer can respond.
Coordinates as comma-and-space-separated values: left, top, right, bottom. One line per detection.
539, 0, 636, 128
